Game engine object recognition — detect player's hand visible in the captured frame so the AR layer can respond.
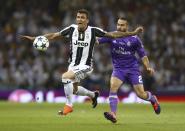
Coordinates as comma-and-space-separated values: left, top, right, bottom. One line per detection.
146, 67, 155, 75
135, 26, 144, 34
19, 35, 35, 41
95, 38, 100, 45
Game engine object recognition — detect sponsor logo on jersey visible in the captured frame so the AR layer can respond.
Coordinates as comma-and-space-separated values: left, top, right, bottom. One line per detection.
74, 40, 89, 47
86, 34, 89, 39
113, 47, 131, 55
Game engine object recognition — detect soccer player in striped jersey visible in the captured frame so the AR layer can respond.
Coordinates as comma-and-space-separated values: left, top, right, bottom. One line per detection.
20, 9, 143, 116
97, 17, 161, 123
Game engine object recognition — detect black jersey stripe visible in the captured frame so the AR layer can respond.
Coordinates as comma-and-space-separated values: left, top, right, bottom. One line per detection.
74, 47, 84, 66
78, 32, 85, 41
85, 28, 95, 66
60, 27, 71, 36
94, 27, 106, 37
69, 27, 75, 63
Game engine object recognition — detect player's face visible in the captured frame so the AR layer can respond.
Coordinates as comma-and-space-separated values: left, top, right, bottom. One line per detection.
117, 19, 128, 32
76, 13, 89, 31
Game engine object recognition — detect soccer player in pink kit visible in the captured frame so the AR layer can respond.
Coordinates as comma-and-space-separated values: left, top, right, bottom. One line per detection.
98, 17, 161, 123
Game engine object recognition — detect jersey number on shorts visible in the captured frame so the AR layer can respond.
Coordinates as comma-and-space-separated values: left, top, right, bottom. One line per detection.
138, 75, 143, 83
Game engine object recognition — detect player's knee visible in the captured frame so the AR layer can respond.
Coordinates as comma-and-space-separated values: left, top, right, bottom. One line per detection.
111, 81, 117, 87
61, 75, 71, 84
62, 71, 75, 80
62, 73, 70, 79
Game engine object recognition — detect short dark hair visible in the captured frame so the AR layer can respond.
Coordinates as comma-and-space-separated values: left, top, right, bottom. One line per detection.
77, 9, 89, 19
118, 17, 127, 21
118, 17, 128, 24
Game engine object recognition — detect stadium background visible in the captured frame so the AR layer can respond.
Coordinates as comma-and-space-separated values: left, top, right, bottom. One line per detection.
0, 0, 184, 102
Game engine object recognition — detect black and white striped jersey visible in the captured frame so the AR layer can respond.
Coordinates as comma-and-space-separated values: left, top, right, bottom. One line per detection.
60, 24, 106, 66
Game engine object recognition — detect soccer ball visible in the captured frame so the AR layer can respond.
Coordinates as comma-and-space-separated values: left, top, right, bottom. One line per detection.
33, 36, 49, 51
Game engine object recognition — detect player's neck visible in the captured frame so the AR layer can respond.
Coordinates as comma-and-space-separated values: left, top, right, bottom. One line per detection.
78, 25, 88, 32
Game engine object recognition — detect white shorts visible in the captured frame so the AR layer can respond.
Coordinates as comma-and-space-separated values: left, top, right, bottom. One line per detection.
68, 64, 93, 83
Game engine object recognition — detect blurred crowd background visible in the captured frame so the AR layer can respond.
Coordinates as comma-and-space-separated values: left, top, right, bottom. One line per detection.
0, 0, 184, 93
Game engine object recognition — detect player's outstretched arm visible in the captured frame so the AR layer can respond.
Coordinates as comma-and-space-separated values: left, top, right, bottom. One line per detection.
142, 56, 155, 75
43, 32, 61, 40
19, 35, 35, 42
20, 32, 61, 42
105, 26, 144, 38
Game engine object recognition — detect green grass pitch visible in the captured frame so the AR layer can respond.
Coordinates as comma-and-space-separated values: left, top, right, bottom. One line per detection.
0, 102, 184, 131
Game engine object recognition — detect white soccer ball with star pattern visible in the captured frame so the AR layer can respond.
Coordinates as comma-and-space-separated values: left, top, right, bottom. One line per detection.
33, 36, 49, 51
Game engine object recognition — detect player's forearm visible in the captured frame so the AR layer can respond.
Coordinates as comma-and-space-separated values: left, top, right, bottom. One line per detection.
114, 31, 137, 38
106, 31, 137, 38
43, 32, 60, 40
20, 35, 35, 41
142, 56, 150, 69
105, 26, 143, 38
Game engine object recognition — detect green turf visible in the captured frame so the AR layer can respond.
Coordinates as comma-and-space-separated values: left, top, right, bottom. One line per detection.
0, 102, 184, 131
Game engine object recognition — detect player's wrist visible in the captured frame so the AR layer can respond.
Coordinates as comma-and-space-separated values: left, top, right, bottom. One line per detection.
145, 66, 150, 70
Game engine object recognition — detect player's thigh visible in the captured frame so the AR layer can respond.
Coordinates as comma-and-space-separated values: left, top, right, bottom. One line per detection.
128, 69, 143, 86
110, 76, 123, 91
72, 65, 92, 82
62, 70, 76, 80
133, 84, 145, 95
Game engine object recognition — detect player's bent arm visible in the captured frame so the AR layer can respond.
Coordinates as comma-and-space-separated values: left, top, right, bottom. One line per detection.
141, 56, 150, 69
142, 56, 155, 75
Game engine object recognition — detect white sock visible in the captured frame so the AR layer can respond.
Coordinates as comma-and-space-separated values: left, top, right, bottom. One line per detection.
63, 79, 73, 107
76, 86, 95, 98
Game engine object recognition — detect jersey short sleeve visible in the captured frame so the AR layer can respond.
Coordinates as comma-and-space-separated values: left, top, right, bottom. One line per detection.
93, 27, 107, 37
98, 37, 112, 44
60, 24, 75, 37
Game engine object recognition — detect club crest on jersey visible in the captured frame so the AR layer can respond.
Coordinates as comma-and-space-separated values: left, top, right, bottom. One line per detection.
86, 34, 89, 39
113, 40, 117, 43
127, 41, 131, 46
74, 31, 78, 37
74, 40, 89, 47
